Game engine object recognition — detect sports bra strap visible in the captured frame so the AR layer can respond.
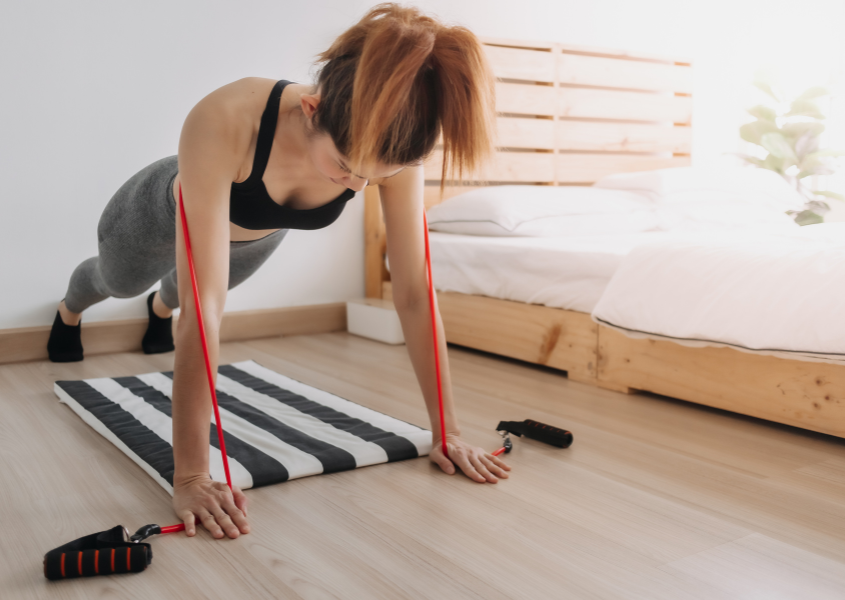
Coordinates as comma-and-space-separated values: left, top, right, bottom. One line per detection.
244, 80, 292, 185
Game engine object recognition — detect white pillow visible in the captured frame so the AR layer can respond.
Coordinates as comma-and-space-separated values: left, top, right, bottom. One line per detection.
594, 166, 805, 211
425, 185, 658, 237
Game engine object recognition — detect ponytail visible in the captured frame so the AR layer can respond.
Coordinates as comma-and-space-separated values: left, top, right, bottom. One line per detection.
312, 3, 495, 186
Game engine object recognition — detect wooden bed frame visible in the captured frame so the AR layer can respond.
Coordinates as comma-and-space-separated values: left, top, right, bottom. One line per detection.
363, 37, 845, 439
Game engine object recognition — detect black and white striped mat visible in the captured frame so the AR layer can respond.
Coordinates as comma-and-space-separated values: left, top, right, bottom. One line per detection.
54, 360, 432, 494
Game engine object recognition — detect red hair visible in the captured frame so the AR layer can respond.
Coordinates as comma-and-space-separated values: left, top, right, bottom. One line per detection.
312, 3, 495, 186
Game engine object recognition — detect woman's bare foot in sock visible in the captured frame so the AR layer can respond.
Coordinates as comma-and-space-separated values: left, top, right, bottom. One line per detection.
152, 291, 173, 319
58, 300, 82, 326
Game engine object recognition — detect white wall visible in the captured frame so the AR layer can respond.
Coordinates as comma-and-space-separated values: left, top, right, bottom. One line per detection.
1, 0, 842, 329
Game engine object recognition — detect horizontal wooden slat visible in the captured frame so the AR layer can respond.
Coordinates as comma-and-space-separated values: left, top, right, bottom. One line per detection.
559, 122, 691, 154
496, 81, 556, 116
426, 151, 691, 185
559, 88, 692, 124
481, 38, 556, 52
496, 116, 555, 149
495, 118, 691, 153
556, 154, 691, 183
484, 45, 555, 82
425, 150, 555, 183
558, 53, 693, 93
496, 83, 693, 125
481, 36, 692, 65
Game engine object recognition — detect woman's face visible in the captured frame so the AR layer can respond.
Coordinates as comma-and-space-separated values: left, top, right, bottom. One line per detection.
306, 132, 404, 192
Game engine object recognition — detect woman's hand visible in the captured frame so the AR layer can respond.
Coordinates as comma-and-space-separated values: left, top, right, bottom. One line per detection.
173, 474, 250, 539
429, 434, 512, 483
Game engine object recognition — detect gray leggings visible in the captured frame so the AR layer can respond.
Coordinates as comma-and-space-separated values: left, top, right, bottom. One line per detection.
64, 155, 287, 314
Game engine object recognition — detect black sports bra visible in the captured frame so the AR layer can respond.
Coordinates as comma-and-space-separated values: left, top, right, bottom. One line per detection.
229, 80, 355, 230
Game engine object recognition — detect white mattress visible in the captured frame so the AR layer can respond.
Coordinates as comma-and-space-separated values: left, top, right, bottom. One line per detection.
429, 231, 684, 313
592, 223, 845, 363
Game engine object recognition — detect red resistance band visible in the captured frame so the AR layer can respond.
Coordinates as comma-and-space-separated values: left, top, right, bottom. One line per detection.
152, 183, 236, 536
422, 212, 449, 460
158, 190, 503, 538
177, 183, 234, 493
423, 214, 507, 459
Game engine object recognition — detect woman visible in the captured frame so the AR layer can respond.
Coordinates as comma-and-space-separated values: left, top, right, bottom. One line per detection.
47, 3, 510, 540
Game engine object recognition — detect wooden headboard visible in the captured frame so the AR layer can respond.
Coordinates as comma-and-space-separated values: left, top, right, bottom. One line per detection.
364, 36, 693, 298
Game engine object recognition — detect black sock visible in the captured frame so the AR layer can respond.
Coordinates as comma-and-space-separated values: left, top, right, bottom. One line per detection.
47, 308, 84, 363
142, 291, 175, 354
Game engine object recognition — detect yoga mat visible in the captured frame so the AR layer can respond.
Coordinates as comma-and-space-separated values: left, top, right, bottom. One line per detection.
54, 360, 432, 494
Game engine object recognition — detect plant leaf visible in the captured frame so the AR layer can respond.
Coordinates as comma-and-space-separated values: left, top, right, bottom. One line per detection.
753, 80, 779, 102
781, 122, 825, 140
798, 166, 838, 178
746, 105, 777, 122
799, 169, 837, 178
792, 210, 824, 226
805, 200, 831, 213
798, 151, 844, 178
740, 120, 780, 146
798, 86, 831, 100
794, 131, 821, 160
814, 190, 845, 202
786, 99, 826, 119
764, 153, 786, 174
761, 132, 798, 162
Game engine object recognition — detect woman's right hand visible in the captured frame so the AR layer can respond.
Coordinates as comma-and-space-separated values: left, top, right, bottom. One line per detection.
172, 474, 250, 539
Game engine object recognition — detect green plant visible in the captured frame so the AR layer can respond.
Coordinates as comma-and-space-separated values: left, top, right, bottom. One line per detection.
738, 78, 844, 225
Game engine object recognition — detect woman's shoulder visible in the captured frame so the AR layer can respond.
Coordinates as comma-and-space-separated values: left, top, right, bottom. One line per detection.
205, 77, 313, 121
201, 77, 278, 116
184, 78, 279, 142
179, 79, 276, 164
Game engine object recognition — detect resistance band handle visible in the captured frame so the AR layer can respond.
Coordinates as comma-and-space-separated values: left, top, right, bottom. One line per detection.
43, 525, 151, 580
497, 419, 573, 448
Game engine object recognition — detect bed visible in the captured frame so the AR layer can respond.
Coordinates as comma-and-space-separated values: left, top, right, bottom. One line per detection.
363, 37, 845, 439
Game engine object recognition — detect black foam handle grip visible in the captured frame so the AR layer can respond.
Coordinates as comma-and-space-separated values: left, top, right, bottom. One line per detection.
44, 545, 149, 580
522, 419, 573, 448
498, 419, 573, 448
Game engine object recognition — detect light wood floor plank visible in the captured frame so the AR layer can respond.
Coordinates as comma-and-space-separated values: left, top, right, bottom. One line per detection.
660, 533, 845, 599
2, 332, 845, 599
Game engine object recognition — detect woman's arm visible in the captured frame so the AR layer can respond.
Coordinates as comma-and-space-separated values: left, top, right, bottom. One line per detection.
377, 166, 510, 484
170, 83, 252, 538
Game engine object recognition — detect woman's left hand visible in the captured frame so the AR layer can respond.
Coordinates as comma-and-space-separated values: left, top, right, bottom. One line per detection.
429, 434, 512, 483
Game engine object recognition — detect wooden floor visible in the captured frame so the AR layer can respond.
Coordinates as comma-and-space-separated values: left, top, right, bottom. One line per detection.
3, 332, 845, 599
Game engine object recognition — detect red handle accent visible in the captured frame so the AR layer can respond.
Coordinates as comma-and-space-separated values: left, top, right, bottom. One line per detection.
160, 524, 186, 535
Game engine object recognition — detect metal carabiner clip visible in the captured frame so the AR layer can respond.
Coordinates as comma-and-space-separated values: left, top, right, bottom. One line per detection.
129, 524, 163, 543
497, 429, 514, 454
